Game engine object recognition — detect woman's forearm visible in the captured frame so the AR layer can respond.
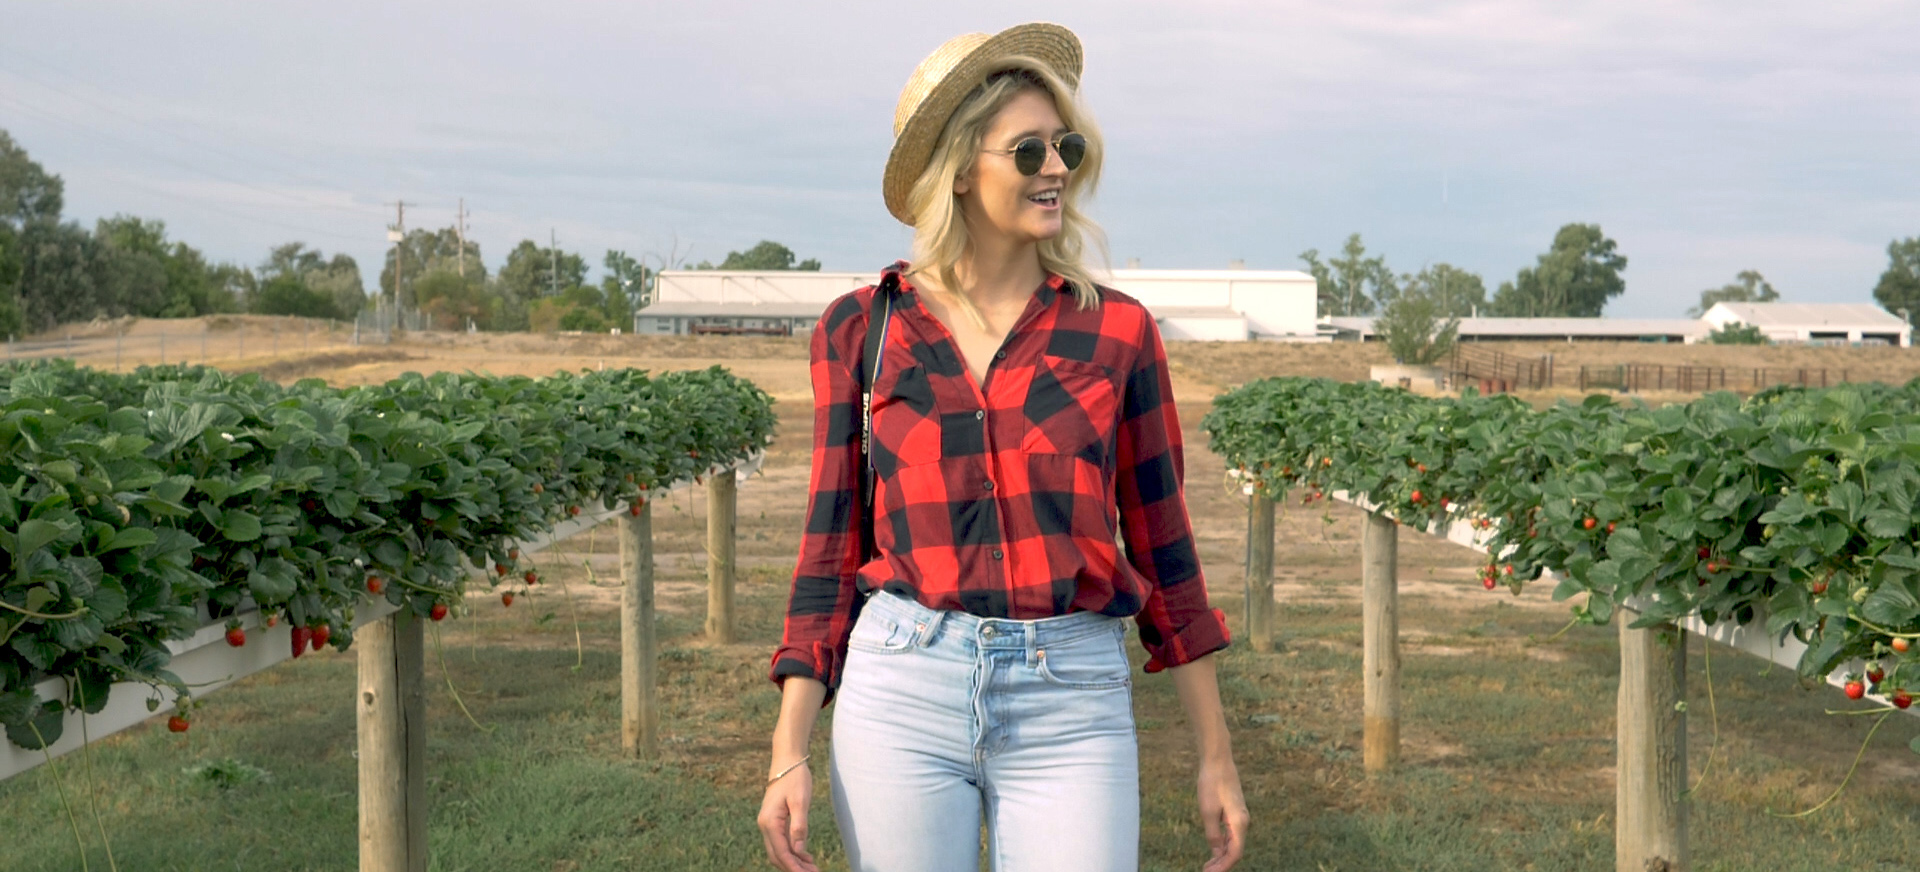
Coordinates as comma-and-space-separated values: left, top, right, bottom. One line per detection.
769, 677, 829, 776
1167, 654, 1234, 763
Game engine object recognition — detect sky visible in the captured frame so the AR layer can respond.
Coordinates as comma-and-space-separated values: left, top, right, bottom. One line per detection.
2, 0, 1916, 318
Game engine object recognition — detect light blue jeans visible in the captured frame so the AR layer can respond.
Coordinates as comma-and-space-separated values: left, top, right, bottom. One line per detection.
830, 590, 1141, 872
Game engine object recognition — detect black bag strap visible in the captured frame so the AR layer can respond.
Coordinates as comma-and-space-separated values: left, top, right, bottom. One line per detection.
856, 270, 899, 562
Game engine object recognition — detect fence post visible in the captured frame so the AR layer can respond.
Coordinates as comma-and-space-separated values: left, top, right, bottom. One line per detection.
1616, 614, 1688, 872
159, 333, 166, 365
620, 502, 657, 756
201, 327, 208, 363
1362, 511, 1399, 773
1247, 494, 1275, 653
357, 609, 428, 872
706, 469, 737, 643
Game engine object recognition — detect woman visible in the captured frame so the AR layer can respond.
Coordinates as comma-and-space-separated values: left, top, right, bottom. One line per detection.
758, 23, 1249, 872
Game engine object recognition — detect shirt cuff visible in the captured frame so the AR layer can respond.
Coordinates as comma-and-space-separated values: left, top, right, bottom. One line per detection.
1141, 607, 1232, 673
769, 642, 846, 705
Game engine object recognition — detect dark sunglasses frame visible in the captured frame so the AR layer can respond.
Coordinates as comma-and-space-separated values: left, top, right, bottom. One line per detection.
981, 132, 1088, 176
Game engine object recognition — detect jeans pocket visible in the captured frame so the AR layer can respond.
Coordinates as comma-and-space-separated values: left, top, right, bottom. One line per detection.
1034, 625, 1130, 690
847, 611, 914, 655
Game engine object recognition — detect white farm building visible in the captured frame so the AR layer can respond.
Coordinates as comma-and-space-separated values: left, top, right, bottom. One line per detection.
1700, 302, 1911, 347
634, 269, 1321, 341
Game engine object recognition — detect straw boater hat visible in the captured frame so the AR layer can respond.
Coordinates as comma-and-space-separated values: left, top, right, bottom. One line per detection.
882, 23, 1083, 226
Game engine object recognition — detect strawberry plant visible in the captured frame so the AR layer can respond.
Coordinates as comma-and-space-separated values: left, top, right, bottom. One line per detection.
1205, 377, 1920, 731
0, 360, 775, 750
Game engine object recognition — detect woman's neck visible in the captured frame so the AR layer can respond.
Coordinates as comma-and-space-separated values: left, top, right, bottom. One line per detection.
951, 233, 1045, 309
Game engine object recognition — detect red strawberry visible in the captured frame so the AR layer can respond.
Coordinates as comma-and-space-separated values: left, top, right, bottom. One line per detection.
1867, 664, 1885, 685
1845, 680, 1866, 700
568, 505, 581, 517
1502, 564, 1514, 576
291, 626, 312, 659
1894, 690, 1913, 710
1411, 490, 1424, 504
266, 614, 279, 628
532, 483, 544, 494
1705, 561, 1720, 574
1606, 522, 1616, 534
629, 502, 644, 517
366, 575, 385, 595
501, 591, 515, 607
1894, 637, 1911, 653
167, 715, 190, 733
524, 570, 538, 586
430, 602, 449, 622
225, 627, 246, 648
1416, 464, 1427, 473
310, 625, 330, 651
496, 563, 509, 576
1812, 578, 1829, 595
508, 548, 520, 560
1583, 517, 1597, 530
1483, 576, 1497, 591
1697, 546, 1711, 559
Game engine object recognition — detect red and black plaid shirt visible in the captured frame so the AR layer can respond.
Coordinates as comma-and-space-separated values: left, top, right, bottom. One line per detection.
770, 262, 1229, 695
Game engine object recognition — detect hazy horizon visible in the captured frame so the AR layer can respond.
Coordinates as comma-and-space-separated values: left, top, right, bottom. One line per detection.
3, 1, 1915, 318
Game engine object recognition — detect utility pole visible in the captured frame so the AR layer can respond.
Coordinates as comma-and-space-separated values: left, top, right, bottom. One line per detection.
550, 228, 559, 297
455, 198, 470, 278
387, 201, 410, 306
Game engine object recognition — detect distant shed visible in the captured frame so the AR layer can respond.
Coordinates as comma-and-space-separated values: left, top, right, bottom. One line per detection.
1701, 302, 1911, 347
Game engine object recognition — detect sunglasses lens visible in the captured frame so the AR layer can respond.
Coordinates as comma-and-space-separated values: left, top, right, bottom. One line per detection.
1056, 133, 1087, 171
1012, 138, 1048, 175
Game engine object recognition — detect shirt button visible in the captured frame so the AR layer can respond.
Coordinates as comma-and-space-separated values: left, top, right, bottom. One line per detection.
982, 480, 994, 491
991, 548, 1004, 560
994, 350, 1007, 359
975, 410, 985, 420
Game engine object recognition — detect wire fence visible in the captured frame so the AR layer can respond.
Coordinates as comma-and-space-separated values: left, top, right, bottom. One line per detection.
3, 317, 359, 371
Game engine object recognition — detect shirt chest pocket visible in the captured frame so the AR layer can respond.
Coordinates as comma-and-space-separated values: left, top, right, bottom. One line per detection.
1021, 355, 1120, 465
869, 363, 942, 477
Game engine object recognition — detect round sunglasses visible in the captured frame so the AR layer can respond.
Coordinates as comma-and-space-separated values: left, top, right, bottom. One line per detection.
981, 132, 1088, 176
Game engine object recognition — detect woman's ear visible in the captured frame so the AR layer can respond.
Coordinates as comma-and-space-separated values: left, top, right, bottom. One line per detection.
952, 172, 972, 197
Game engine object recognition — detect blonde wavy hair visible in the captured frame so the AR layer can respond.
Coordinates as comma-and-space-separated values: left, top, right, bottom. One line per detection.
904, 58, 1109, 331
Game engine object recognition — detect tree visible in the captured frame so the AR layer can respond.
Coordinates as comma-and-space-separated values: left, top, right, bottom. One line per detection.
95, 215, 237, 318
1299, 233, 1395, 317
696, 240, 821, 271
255, 243, 363, 319
1398, 263, 1485, 319
380, 227, 483, 306
1487, 224, 1627, 317
1872, 237, 1920, 327
1689, 269, 1778, 317
1376, 284, 1461, 365
252, 273, 339, 318
1706, 321, 1769, 345
498, 240, 587, 303
0, 130, 63, 226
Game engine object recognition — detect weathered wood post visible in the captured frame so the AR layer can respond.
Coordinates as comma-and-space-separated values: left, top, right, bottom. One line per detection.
706, 469, 737, 643
620, 502, 657, 756
1362, 511, 1400, 773
1616, 614, 1688, 872
357, 609, 428, 872
1246, 494, 1275, 653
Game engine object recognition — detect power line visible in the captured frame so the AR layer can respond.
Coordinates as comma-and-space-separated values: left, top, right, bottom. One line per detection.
0, 87, 382, 219
0, 49, 378, 215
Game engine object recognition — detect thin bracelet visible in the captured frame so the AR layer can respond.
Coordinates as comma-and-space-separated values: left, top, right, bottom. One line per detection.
767, 755, 810, 785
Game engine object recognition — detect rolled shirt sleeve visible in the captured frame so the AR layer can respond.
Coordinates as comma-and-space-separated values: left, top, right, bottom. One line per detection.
1113, 311, 1231, 672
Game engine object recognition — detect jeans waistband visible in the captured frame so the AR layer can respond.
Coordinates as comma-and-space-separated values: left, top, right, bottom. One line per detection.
862, 589, 1121, 650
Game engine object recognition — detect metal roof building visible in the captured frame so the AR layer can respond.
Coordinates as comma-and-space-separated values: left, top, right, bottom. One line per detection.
1325, 316, 1708, 343
634, 269, 1321, 341
1701, 302, 1910, 347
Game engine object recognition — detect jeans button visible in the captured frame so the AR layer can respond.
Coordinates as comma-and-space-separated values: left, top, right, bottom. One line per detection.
983, 626, 996, 637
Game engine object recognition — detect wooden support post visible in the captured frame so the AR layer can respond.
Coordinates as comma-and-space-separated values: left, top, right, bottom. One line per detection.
1246, 495, 1275, 653
706, 469, 737, 643
1616, 616, 1688, 872
1362, 511, 1399, 773
620, 505, 657, 756
357, 609, 428, 872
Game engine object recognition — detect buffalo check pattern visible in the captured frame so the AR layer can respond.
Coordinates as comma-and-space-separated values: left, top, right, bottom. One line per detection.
770, 262, 1230, 696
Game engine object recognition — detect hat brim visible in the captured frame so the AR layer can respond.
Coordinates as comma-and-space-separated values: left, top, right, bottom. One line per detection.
882, 23, 1083, 226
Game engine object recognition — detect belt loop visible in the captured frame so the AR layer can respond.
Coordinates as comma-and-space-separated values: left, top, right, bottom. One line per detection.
1025, 622, 1039, 667
916, 604, 946, 646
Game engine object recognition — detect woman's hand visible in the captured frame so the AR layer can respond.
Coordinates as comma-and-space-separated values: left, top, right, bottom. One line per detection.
758, 761, 818, 872
1196, 754, 1249, 872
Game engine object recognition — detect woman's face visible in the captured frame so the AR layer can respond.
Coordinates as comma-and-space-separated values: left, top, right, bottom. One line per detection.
955, 88, 1071, 247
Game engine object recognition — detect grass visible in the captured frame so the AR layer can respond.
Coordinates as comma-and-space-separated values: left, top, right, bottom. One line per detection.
4, 557, 1918, 871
